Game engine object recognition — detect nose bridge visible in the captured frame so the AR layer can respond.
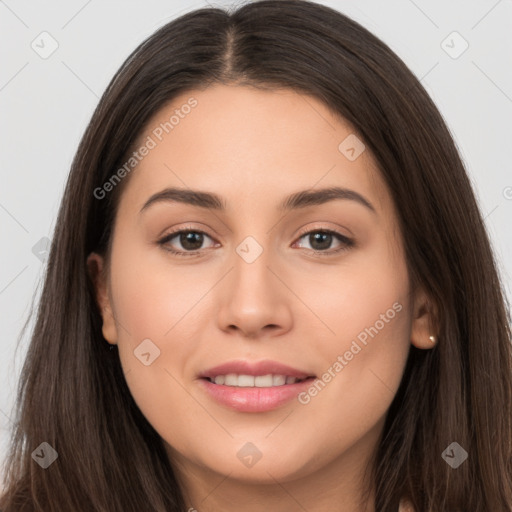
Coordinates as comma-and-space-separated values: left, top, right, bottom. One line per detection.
235, 233, 267, 267
231, 233, 274, 296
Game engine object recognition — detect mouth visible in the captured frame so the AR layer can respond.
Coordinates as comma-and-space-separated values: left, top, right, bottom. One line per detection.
197, 360, 316, 412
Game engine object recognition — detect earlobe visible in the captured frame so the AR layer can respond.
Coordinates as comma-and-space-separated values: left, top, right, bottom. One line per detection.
410, 287, 438, 350
86, 252, 118, 345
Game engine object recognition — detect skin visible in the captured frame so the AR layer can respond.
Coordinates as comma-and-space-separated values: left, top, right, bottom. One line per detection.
88, 84, 435, 512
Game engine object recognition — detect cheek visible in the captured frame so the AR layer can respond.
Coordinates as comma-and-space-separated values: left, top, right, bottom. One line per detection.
109, 238, 215, 349
294, 232, 407, 355
107, 242, 211, 426
296, 234, 411, 359
294, 239, 412, 443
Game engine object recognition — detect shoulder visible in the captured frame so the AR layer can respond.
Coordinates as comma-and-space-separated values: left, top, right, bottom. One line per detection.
399, 498, 415, 512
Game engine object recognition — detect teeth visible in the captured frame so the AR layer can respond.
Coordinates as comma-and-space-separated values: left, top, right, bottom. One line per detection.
238, 375, 254, 387
213, 375, 225, 385
209, 374, 303, 387
255, 374, 273, 387
225, 374, 238, 386
273, 375, 286, 386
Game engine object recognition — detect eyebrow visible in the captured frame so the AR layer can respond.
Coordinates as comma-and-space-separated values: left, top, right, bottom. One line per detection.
139, 186, 376, 215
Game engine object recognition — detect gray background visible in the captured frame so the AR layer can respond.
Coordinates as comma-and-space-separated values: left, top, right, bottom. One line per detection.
1, 0, 511, 470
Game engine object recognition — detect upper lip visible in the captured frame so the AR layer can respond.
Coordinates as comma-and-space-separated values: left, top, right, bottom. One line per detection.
199, 360, 315, 380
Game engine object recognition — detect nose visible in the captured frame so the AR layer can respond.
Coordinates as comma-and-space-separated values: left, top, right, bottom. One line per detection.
216, 241, 293, 340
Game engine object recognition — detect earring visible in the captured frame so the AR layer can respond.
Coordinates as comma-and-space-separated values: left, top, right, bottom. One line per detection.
429, 335, 436, 344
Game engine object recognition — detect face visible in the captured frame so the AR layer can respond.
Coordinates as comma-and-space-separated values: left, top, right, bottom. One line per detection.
88, 84, 434, 499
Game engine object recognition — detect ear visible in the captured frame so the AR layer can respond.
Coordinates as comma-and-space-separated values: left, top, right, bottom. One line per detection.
410, 286, 438, 350
86, 252, 118, 345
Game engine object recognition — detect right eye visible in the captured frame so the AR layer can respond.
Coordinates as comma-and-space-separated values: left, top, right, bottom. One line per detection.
157, 228, 218, 257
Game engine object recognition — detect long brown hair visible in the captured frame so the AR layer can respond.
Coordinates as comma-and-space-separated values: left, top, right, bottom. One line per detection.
1, 1, 511, 510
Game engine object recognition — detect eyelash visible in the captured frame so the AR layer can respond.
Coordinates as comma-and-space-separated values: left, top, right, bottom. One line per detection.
157, 225, 355, 258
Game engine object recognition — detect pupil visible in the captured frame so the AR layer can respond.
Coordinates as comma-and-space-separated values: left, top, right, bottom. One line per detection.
181, 232, 203, 250
310, 232, 331, 250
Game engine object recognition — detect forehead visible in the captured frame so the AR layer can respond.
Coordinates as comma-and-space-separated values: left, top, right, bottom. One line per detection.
118, 84, 391, 218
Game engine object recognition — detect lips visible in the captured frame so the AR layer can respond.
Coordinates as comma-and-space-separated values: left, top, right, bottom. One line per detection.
197, 360, 316, 412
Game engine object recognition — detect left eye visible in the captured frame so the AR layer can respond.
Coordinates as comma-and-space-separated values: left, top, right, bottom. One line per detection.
293, 229, 354, 253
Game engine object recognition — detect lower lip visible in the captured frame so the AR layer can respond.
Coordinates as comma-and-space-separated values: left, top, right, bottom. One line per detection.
198, 377, 316, 412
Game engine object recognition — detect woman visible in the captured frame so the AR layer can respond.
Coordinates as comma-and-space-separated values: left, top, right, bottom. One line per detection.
1, 1, 511, 510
